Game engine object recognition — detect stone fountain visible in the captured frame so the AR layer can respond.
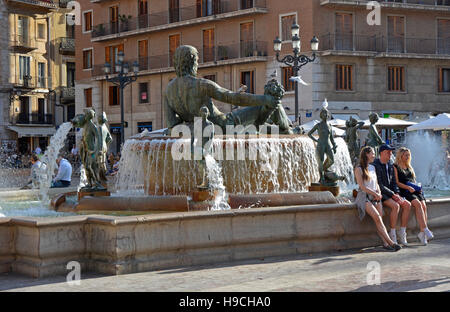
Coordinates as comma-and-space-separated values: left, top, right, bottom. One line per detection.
1, 45, 449, 278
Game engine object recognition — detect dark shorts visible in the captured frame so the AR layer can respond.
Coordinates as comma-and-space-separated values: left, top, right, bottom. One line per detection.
400, 190, 425, 202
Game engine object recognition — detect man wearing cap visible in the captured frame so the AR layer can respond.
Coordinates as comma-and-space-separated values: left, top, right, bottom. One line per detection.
372, 144, 412, 246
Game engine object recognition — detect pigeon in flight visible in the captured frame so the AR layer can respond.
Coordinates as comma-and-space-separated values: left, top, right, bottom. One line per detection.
289, 75, 310, 86
270, 70, 277, 78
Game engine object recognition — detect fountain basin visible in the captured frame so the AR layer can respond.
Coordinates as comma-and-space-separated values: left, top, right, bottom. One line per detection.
1, 197, 449, 278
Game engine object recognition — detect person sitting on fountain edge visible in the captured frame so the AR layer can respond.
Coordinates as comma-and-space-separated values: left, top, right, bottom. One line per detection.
371, 144, 411, 246
394, 147, 433, 245
51, 156, 72, 188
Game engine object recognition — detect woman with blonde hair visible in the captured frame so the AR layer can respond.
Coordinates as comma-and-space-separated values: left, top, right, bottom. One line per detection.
355, 146, 401, 251
394, 147, 433, 245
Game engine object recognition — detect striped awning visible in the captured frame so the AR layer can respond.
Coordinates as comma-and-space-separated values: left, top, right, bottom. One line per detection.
8, 126, 56, 138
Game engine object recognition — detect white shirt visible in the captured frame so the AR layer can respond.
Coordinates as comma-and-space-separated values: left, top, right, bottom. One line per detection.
363, 164, 378, 192
54, 158, 72, 182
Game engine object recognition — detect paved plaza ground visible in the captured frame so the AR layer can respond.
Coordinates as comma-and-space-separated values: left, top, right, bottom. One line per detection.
1, 238, 449, 292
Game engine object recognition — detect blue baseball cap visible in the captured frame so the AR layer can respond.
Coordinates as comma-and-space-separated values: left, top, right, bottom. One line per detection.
379, 144, 395, 153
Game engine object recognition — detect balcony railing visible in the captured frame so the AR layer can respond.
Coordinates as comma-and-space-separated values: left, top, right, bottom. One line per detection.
93, 40, 268, 76
59, 37, 75, 55
91, 0, 267, 38
321, 0, 449, 6
60, 86, 75, 103
17, 113, 53, 125
7, 0, 57, 10
13, 76, 48, 89
319, 33, 450, 55
10, 34, 36, 52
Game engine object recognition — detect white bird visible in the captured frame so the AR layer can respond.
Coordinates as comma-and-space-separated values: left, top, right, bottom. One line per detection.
237, 84, 248, 93
289, 75, 310, 86
322, 98, 328, 109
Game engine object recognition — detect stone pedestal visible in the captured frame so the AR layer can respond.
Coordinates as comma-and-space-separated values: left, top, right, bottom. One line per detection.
78, 190, 110, 201
192, 188, 218, 202
308, 184, 340, 197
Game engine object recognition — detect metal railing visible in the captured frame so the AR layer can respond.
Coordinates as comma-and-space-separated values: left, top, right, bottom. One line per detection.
17, 113, 53, 125
60, 86, 75, 102
92, 0, 267, 38
10, 34, 36, 50
12, 76, 49, 89
59, 37, 75, 54
319, 33, 450, 55
7, 0, 57, 9
321, 0, 449, 5
93, 41, 268, 76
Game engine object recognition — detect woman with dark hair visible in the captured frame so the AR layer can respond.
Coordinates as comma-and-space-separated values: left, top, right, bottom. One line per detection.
355, 146, 401, 251
394, 147, 433, 245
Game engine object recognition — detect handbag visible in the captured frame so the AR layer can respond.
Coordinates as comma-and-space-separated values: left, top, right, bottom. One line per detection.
406, 181, 422, 192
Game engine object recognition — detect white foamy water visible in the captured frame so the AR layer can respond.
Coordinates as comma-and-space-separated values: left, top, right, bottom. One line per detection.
114, 136, 355, 206
37, 122, 73, 203
405, 131, 450, 189
205, 154, 230, 210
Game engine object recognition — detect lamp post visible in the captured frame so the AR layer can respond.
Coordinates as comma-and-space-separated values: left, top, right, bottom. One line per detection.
103, 51, 139, 148
274, 23, 319, 125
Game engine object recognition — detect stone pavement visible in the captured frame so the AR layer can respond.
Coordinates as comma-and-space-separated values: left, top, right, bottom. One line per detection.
1, 238, 449, 292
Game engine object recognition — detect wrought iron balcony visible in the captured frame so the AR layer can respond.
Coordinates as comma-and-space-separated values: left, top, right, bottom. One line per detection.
10, 34, 36, 53
92, 41, 268, 77
91, 0, 267, 39
6, 0, 57, 11
60, 86, 75, 103
320, 0, 449, 8
12, 75, 48, 89
59, 37, 75, 55
17, 113, 53, 125
319, 33, 450, 56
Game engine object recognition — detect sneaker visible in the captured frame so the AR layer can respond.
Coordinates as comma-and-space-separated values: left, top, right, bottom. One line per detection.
389, 230, 398, 244
418, 232, 428, 246
424, 228, 434, 240
393, 243, 402, 251
398, 231, 408, 246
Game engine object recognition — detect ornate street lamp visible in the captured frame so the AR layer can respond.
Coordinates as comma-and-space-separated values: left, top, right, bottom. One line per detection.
103, 51, 139, 148
274, 24, 319, 125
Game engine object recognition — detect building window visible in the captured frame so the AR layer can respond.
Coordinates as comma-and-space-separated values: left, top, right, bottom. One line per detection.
387, 16, 405, 53
240, 22, 254, 57
336, 64, 353, 91
138, 40, 148, 70
84, 88, 92, 107
437, 19, 450, 55
280, 14, 296, 42
203, 28, 215, 62
169, 34, 181, 67
240, 70, 255, 94
169, 0, 179, 23
105, 44, 124, 73
110, 6, 119, 34
139, 82, 149, 103
38, 62, 46, 88
241, 0, 253, 10
137, 121, 153, 133
335, 13, 353, 50
282, 67, 294, 92
388, 66, 405, 92
109, 86, 120, 106
83, 49, 92, 69
38, 24, 45, 39
83, 11, 93, 32
438, 68, 450, 93
203, 74, 216, 82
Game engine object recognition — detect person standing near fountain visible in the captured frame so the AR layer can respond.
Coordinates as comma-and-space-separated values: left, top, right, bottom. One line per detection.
354, 146, 401, 251
367, 113, 384, 155
372, 144, 411, 246
394, 147, 433, 245
164, 45, 292, 135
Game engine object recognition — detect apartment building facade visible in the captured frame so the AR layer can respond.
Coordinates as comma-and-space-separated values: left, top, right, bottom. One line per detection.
0, 0, 75, 154
75, 0, 449, 153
